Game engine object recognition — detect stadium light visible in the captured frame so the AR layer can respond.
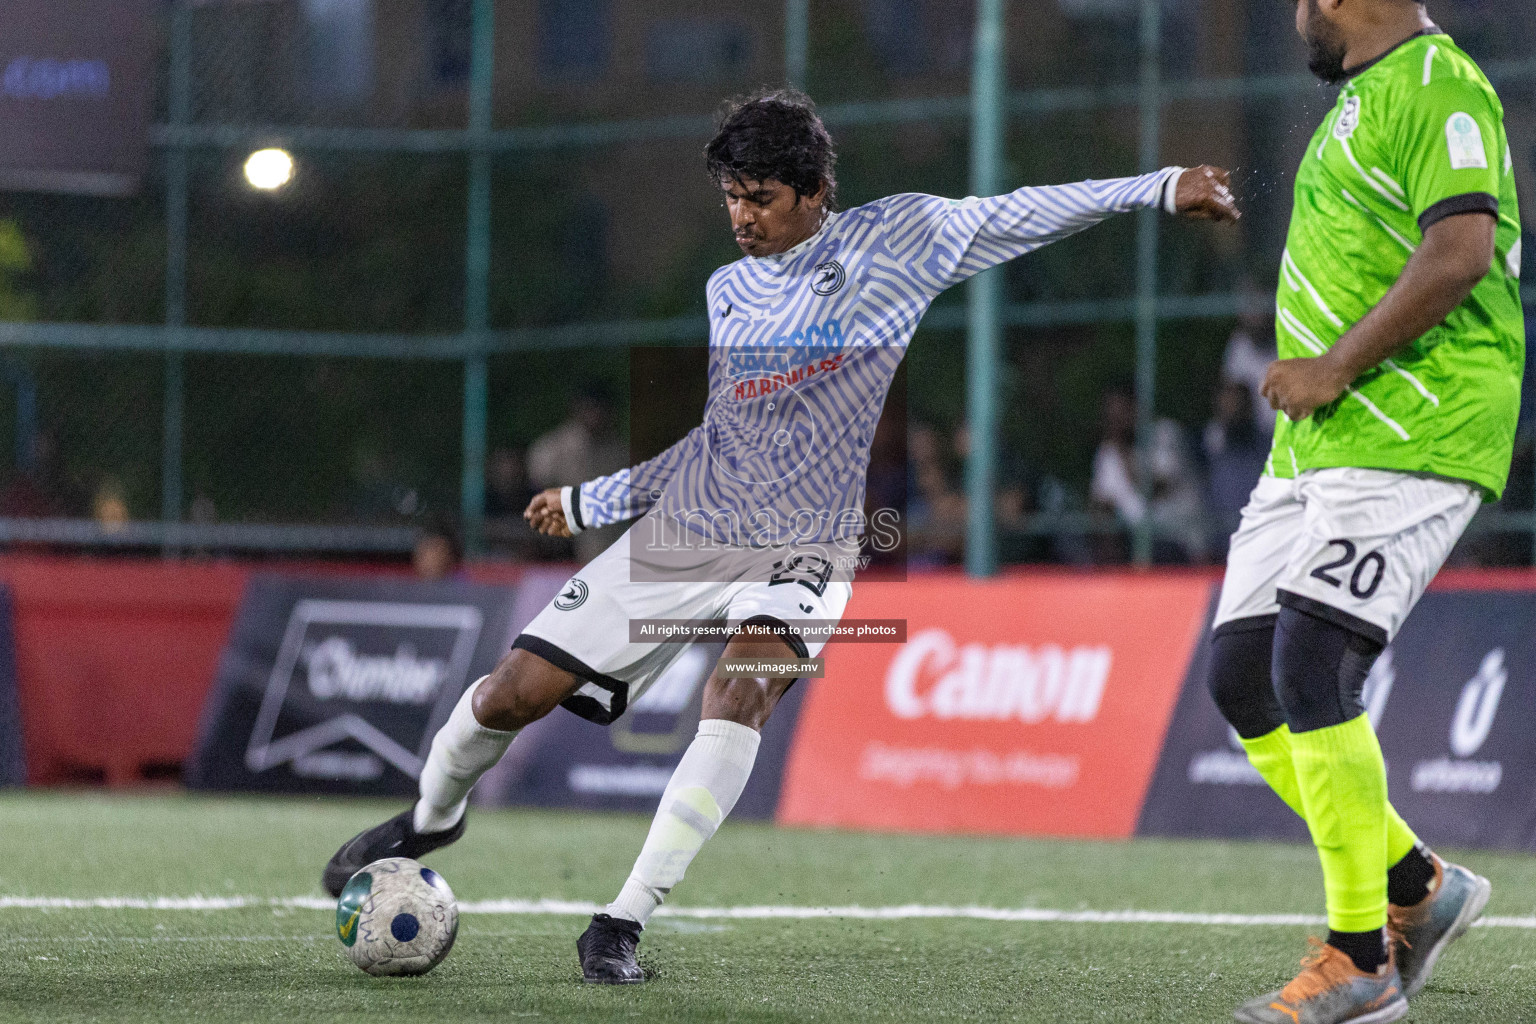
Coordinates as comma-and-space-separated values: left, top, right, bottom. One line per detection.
243, 147, 294, 190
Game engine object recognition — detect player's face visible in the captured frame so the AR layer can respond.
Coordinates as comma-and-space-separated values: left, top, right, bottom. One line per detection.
720, 176, 826, 258
1295, 0, 1349, 84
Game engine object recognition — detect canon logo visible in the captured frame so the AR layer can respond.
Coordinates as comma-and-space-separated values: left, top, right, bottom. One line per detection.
884, 628, 1112, 723
303, 637, 447, 705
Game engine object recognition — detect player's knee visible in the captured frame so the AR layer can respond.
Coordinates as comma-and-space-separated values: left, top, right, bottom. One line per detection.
702, 674, 774, 730
472, 651, 566, 731
1272, 606, 1384, 733
1206, 619, 1286, 740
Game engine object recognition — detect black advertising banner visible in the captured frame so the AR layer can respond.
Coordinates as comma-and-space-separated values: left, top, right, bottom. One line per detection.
1136, 591, 1310, 843
0, 0, 155, 195
1371, 592, 1536, 850
188, 575, 519, 797
0, 587, 25, 786
1139, 589, 1536, 851
475, 568, 804, 819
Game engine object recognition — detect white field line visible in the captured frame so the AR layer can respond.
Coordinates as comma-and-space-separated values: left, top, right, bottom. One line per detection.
2, 896, 1534, 930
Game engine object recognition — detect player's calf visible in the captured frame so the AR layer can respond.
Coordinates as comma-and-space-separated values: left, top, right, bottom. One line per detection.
322, 651, 578, 896
471, 647, 584, 731
591, 630, 799, 974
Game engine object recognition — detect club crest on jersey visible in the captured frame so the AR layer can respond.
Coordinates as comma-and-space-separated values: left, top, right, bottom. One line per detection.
1333, 96, 1361, 140
554, 579, 588, 611
811, 260, 845, 296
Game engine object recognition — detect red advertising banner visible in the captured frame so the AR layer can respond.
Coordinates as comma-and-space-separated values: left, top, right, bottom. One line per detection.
776, 574, 1211, 838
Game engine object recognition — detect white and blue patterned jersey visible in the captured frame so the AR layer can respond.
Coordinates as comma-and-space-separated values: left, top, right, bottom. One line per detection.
571, 169, 1180, 546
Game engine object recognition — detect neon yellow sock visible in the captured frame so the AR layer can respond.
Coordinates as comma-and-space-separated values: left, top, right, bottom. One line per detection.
1240, 725, 1304, 816
1241, 724, 1420, 869
1289, 715, 1389, 932
1385, 806, 1418, 869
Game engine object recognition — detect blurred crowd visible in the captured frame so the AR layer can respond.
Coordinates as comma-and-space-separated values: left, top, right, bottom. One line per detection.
896, 318, 1275, 568
468, 323, 1279, 570
4, 311, 1534, 569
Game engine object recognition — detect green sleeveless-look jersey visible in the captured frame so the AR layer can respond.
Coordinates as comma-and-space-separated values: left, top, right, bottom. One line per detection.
1272, 29, 1524, 498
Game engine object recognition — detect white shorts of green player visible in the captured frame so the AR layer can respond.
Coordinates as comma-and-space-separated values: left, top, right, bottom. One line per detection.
1214, 467, 1482, 646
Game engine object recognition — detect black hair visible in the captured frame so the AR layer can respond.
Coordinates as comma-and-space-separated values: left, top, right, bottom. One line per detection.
705, 88, 838, 210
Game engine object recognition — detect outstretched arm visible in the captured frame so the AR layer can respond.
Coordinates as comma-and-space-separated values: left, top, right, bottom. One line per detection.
524, 424, 707, 537
880, 165, 1238, 292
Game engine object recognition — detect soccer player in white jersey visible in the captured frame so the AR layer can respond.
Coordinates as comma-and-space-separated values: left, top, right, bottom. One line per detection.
323, 90, 1239, 983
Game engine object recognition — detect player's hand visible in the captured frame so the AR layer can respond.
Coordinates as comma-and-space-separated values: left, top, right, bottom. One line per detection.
1174, 166, 1240, 222
523, 487, 573, 538
1261, 356, 1352, 422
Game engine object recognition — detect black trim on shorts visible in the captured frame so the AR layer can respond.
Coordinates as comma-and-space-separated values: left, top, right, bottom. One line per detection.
1275, 590, 1389, 647
1211, 613, 1278, 640
1418, 193, 1499, 234
512, 633, 630, 725
570, 484, 585, 531
735, 614, 810, 660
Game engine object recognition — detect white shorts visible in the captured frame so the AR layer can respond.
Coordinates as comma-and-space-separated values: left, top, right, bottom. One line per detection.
516, 522, 854, 724
1214, 468, 1481, 644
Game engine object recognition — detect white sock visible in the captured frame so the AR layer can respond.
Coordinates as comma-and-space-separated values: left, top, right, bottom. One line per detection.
606, 718, 761, 926
413, 676, 517, 834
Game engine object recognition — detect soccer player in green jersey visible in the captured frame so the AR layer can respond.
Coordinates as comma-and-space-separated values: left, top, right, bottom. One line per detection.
1204, 2, 1523, 1023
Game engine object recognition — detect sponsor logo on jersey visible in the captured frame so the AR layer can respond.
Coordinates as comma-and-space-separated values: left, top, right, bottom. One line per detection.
725, 318, 846, 379
730, 353, 846, 400
883, 627, 1112, 723
554, 578, 589, 611
811, 260, 846, 295
1445, 111, 1488, 170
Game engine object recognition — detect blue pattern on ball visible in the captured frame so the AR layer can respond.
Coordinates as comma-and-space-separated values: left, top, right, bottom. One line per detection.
390, 913, 420, 942
420, 867, 445, 890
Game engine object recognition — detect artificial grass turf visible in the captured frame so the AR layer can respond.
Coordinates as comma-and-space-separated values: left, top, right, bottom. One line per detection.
1, 791, 1533, 1022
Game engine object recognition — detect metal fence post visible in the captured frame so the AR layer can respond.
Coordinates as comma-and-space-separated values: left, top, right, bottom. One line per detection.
786, 0, 810, 88
1132, 0, 1163, 567
162, 0, 192, 544
460, 0, 494, 555
965, 0, 1005, 578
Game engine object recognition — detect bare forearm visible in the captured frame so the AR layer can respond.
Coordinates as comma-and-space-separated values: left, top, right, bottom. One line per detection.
1318, 232, 1484, 384
1261, 212, 1496, 421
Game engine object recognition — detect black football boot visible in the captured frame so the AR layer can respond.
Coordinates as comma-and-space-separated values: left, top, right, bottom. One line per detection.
322, 808, 466, 897
576, 913, 646, 984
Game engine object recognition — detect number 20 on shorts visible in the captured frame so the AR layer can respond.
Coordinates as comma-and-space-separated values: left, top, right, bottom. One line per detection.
1310, 539, 1387, 600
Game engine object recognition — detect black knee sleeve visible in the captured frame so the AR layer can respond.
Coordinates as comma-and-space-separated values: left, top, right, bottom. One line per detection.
1207, 616, 1286, 740
1272, 606, 1385, 733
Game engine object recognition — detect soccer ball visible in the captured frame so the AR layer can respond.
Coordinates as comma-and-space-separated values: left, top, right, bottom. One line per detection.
335, 857, 458, 976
